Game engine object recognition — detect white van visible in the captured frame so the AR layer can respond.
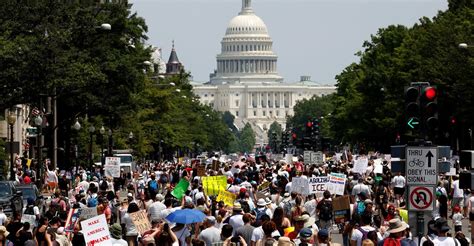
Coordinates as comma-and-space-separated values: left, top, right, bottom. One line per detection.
114, 153, 135, 173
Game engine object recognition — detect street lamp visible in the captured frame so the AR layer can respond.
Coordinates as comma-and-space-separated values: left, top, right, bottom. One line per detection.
73, 119, 81, 131
108, 128, 113, 157
458, 43, 470, 49
98, 23, 111, 31
72, 119, 81, 172
88, 125, 95, 167
99, 126, 105, 165
34, 115, 43, 179
7, 111, 16, 181
128, 131, 134, 152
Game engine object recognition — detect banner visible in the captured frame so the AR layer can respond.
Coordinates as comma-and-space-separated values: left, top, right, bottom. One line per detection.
308, 176, 329, 195
171, 179, 190, 199
326, 173, 346, 196
352, 158, 368, 174
80, 214, 113, 246
202, 176, 227, 196
291, 177, 309, 196
104, 157, 121, 178
130, 210, 152, 236
216, 190, 236, 206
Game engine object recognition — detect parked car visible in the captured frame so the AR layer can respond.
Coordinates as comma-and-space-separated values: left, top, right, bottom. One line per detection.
16, 184, 45, 214
0, 181, 23, 217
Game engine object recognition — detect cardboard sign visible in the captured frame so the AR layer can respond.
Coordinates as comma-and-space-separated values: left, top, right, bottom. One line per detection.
308, 176, 329, 195
202, 176, 227, 196
171, 179, 190, 199
130, 210, 152, 236
326, 173, 346, 196
353, 158, 368, 175
197, 165, 206, 176
80, 207, 98, 220
334, 209, 350, 224
21, 214, 37, 227
104, 157, 121, 178
80, 214, 113, 246
332, 195, 351, 211
216, 190, 236, 206
291, 177, 310, 196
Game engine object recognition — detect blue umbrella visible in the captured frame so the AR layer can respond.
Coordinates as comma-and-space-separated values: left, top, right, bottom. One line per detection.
166, 209, 206, 224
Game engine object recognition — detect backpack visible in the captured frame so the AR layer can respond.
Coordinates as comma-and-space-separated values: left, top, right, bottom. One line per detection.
358, 227, 370, 241
24, 205, 35, 215
282, 200, 292, 217
383, 238, 401, 246
149, 180, 158, 192
87, 196, 98, 207
254, 208, 268, 222
100, 180, 108, 191
456, 233, 469, 246
355, 201, 366, 215
160, 174, 169, 184
319, 200, 333, 221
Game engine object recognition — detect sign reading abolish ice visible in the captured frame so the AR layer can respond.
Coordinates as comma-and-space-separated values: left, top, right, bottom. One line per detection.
308, 176, 329, 195
202, 176, 227, 196
104, 157, 121, 178
326, 173, 346, 196
81, 214, 112, 246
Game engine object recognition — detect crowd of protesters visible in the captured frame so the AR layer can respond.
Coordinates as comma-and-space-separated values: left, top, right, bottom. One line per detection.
0, 151, 472, 246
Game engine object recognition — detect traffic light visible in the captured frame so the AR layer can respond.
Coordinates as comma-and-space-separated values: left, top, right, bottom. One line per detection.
311, 118, 321, 151
405, 86, 420, 130
281, 131, 289, 148
421, 86, 438, 130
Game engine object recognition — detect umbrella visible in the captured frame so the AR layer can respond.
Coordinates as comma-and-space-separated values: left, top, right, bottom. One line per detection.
166, 209, 206, 224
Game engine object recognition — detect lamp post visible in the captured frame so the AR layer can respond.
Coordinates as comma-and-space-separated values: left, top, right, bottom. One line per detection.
99, 126, 105, 165
72, 119, 81, 172
108, 129, 113, 157
34, 115, 43, 179
7, 111, 16, 181
88, 125, 95, 167
128, 131, 134, 147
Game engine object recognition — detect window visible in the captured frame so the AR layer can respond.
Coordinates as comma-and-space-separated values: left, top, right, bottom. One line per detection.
298, 93, 302, 97
209, 103, 214, 107
285, 111, 289, 116
211, 94, 214, 97
235, 100, 239, 107
276, 111, 279, 116
269, 111, 272, 115
204, 94, 208, 97
236, 93, 239, 96
263, 111, 266, 116
253, 111, 257, 116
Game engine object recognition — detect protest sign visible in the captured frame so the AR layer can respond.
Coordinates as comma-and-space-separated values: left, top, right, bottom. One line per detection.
65, 209, 80, 233
291, 177, 309, 196
130, 210, 152, 236
332, 195, 351, 224
104, 157, 121, 178
257, 181, 271, 192
80, 207, 98, 220
216, 190, 236, 206
197, 165, 206, 176
211, 160, 220, 171
202, 176, 227, 196
171, 179, 190, 199
21, 214, 37, 227
326, 173, 346, 196
308, 176, 328, 195
352, 158, 368, 174
80, 214, 112, 246
374, 163, 383, 174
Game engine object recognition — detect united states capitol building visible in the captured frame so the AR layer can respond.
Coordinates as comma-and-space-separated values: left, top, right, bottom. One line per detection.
192, 0, 336, 144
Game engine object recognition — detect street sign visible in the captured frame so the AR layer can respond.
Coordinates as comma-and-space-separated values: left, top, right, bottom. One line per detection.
311, 151, 323, 164
304, 151, 312, 164
406, 146, 438, 185
408, 186, 435, 211
407, 117, 420, 129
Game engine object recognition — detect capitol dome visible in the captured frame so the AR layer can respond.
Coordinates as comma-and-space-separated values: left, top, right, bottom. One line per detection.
210, 0, 282, 84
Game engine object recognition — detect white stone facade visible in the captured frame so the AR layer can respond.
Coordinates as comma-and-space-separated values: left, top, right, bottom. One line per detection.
192, 0, 336, 145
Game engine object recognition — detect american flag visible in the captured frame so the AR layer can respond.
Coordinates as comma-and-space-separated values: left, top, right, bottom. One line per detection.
31, 107, 40, 117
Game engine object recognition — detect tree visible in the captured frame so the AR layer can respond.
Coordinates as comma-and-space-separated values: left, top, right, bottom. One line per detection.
268, 121, 282, 152
239, 123, 256, 153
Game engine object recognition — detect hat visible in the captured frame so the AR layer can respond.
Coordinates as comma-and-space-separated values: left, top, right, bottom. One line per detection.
185, 196, 193, 204
295, 214, 316, 228
257, 198, 267, 207
365, 176, 374, 184
364, 199, 373, 205
283, 193, 290, 198
156, 194, 164, 201
110, 223, 122, 239
387, 218, 408, 234
127, 193, 134, 198
205, 216, 216, 224
273, 236, 296, 246
357, 191, 367, 198
265, 197, 272, 205
240, 187, 247, 193
250, 181, 257, 185
233, 203, 243, 212
92, 176, 98, 182
299, 228, 313, 238
434, 218, 450, 232
0, 225, 10, 237
318, 228, 329, 238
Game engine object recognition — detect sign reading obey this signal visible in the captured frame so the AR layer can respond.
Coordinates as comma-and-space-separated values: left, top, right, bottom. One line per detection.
406, 147, 437, 185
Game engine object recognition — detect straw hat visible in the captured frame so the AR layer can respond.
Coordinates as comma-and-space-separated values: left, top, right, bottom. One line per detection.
273, 236, 296, 246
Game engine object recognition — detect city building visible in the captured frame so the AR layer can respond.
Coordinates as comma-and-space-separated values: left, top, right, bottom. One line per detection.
192, 0, 336, 146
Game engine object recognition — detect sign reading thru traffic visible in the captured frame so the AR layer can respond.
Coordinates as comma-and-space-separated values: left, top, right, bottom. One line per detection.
406, 147, 438, 185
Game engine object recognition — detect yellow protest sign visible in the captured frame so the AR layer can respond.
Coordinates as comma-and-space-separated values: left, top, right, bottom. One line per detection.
26, 159, 32, 168
202, 175, 227, 196
399, 209, 408, 223
217, 190, 236, 206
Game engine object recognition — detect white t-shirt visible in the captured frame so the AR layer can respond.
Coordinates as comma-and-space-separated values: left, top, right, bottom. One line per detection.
122, 213, 138, 236
452, 180, 464, 198
304, 199, 317, 217
173, 226, 191, 246
0, 212, 7, 225
46, 170, 58, 183
392, 175, 406, 188
432, 236, 460, 245
351, 226, 377, 246
251, 226, 280, 243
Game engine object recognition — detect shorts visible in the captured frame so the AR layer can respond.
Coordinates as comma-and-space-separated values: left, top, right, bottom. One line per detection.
469, 212, 474, 221
394, 187, 405, 196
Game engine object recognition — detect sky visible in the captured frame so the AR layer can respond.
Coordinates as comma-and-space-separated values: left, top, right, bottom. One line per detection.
130, 0, 448, 84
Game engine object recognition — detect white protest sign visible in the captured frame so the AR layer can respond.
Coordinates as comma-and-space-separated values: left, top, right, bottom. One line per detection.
308, 176, 329, 195
352, 158, 368, 175
79, 207, 98, 220
374, 164, 383, 174
104, 157, 121, 178
21, 214, 37, 227
311, 151, 324, 165
81, 214, 112, 246
291, 177, 309, 196
327, 173, 346, 196
304, 151, 312, 164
